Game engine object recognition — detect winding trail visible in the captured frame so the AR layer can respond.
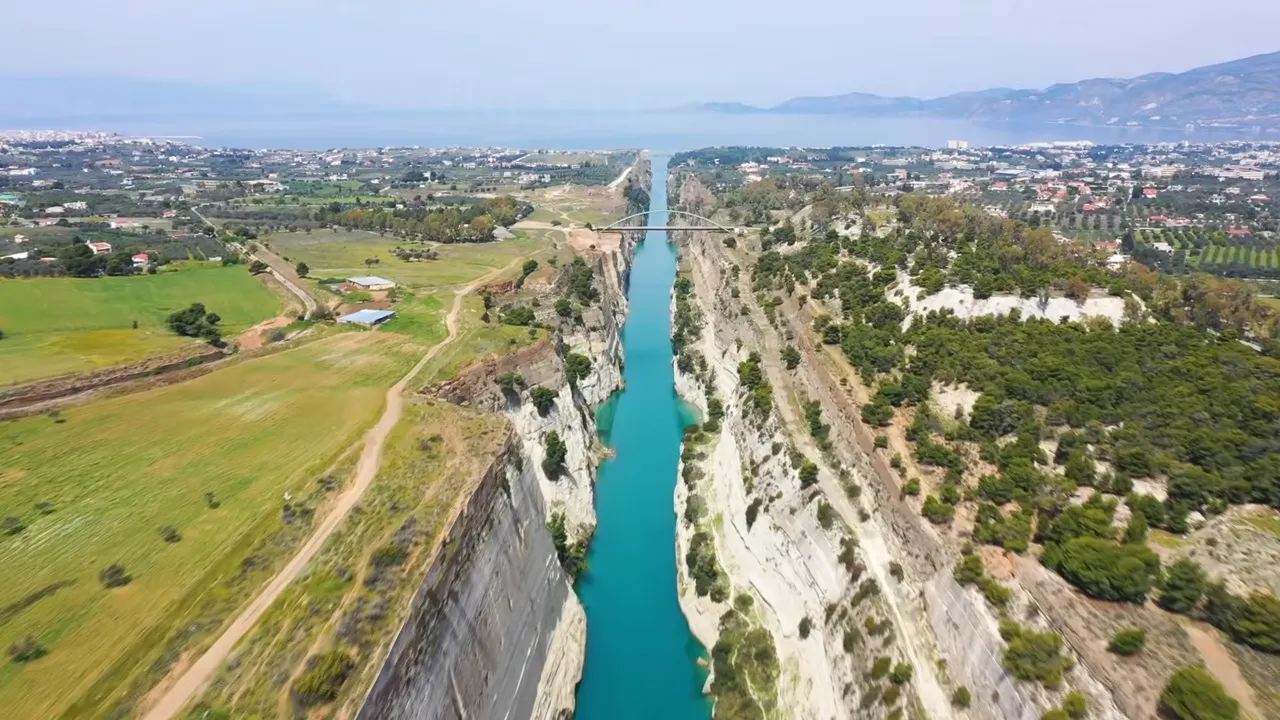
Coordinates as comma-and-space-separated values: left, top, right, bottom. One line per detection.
141, 260, 519, 720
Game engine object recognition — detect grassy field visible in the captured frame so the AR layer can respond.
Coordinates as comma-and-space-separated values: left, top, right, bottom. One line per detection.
194, 397, 508, 717
0, 266, 281, 386
264, 230, 549, 290
0, 331, 424, 719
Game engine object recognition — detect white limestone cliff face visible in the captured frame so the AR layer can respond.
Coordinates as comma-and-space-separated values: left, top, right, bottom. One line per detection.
893, 272, 1128, 326
671, 239, 919, 720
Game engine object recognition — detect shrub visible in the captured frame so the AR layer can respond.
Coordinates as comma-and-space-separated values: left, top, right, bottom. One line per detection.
798, 616, 813, 639
1159, 558, 1206, 614
292, 650, 356, 707
99, 564, 132, 589
548, 511, 587, 579
799, 460, 819, 488
502, 305, 535, 326
889, 662, 913, 685
922, 495, 954, 524
903, 478, 921, 496
564, 352, 593, 383
1001, 622, 1072, 688
874, 434, 889, 449
203, 491, 220, 509
1108, 626, 1147, 655
1041, 536, 1161, 603
542, 431, 568, 478
530, 385, 558, 415
1, 516, 25, 536
1159, 666, 1239, 720
158, 525, 182, 543
882, 684, 901, 705
497, 372, 525, 392
1063, 689, 1088, 719
816, 500, 835, 530
7, 636, 46, 663
1041, 711, 1069, 720
166, 303, 223, 346
781, 345, 801, 370
870, 656, 892, 679
951, 686, 971, 708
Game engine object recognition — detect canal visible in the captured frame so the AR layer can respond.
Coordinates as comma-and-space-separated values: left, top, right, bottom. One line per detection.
574, 156, 712, 719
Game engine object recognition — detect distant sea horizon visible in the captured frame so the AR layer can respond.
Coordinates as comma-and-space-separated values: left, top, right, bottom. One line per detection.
0, 108, 1260, 151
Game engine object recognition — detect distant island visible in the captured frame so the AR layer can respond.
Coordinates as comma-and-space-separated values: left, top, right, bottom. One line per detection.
696, 50, 1280, 131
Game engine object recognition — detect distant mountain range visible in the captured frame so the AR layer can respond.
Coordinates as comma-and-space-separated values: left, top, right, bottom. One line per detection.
698, 51, 1280, 130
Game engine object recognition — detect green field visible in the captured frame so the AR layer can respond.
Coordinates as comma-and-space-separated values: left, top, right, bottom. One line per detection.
0, 331, 423, 719
0, 266, 281, 385
264, 230, 549, 290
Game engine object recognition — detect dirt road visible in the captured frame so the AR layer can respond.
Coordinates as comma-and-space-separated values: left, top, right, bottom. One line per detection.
190, 206, 318, 317
141, 262, 516, 720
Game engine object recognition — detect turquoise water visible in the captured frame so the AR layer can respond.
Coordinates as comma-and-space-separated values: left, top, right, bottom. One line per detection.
574, 158, 712, 719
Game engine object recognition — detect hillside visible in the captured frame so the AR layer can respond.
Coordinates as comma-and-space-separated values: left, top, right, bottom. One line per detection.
700, 50, 1280, 130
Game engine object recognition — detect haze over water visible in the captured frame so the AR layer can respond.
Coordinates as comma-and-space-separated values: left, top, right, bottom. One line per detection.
16, 110, 1257, 150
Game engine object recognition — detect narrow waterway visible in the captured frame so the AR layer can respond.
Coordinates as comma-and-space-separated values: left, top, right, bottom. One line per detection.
574, 157, 712, 719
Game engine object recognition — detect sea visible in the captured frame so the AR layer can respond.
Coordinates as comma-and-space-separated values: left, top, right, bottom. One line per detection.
7, 109, 1261, 150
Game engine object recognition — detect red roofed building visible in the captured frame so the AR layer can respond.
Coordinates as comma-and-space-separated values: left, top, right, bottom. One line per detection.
1094, 240, 1120, 253
1082, 203, 1097, 212
87, 242, 112, 255
132, 253, 150, 266
1229, 228, 1251, 236
1143, 188, 1159, 198
1149, 215, 1169, 224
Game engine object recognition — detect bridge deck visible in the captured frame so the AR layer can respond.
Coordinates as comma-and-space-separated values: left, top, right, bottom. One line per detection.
599, 226, 729, 232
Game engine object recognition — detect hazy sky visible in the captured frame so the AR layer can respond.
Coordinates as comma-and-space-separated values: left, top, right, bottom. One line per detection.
7, 0, 1279, 109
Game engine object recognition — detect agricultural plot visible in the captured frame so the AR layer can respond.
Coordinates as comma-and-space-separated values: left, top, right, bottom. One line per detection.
264, 230, 549, 290
0, 266, 281, 386
0, 331, 423, 719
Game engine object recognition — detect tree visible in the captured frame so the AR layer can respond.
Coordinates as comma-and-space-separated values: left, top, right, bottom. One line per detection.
295, 261, 309, 277
166, 303, 223, 346
781, 345, 801, 370
1159, 666, 1239, 720
1001, 622, 1072, 688
1159, 558, 1206, 614
798, 460, 819, 488
521, 259, 539, 277
248, 259, 268, 274
1108, 627, 1146, 655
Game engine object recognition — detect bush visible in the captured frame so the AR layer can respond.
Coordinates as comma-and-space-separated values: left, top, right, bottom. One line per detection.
292, 650, 355, 707
99, 564, 132, 589
881, 684, 901, 706
903, 478, 921, 496
542, 431, 568, 478
1001, 622, 1072, 688
530, 385, 558, 415
7, 636, 46, 663
781, 345, 801, 370
1041, 536, 1161, 603
874, 434, 889, 449
158, 525, 182, 543
502, 305, 535, 326
870, 656, 892, 679
1108, 626, 1146, 655
798, 616, 813, 639
1062, 689, 1088, 719
816, 500, 835, 530
1, 515, 25, 536
497, 372, 525, 392
951, 686, 971, 708
1159, 666, 1239, 720
799, 460, 819, 488
1159, 558, 1206, 614
889, 662, 913, 685
922, 495, 955, 524
564, 352, 593, 383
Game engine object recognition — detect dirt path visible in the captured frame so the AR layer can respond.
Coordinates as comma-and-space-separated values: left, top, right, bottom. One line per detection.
1183, 621, 1264, 720
141, 261, 519, 720
190, 205, 318, 317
